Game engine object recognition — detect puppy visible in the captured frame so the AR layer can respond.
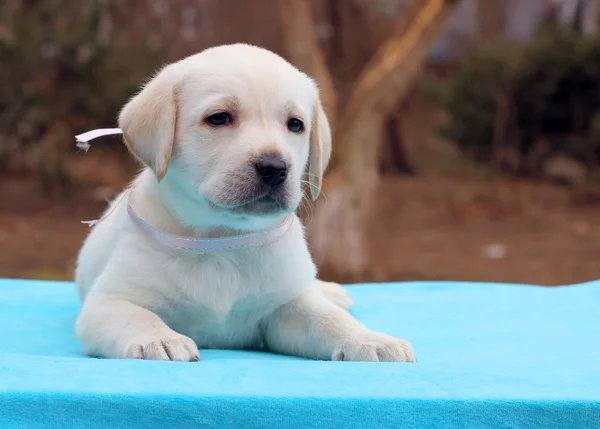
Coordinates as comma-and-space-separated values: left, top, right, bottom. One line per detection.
75, 44, 416, 362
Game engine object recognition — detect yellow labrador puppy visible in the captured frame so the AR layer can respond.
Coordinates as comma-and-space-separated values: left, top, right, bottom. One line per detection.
75, 44, 416, 363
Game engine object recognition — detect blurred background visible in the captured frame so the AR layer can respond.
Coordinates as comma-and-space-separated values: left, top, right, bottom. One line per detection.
1, 0, 599, 285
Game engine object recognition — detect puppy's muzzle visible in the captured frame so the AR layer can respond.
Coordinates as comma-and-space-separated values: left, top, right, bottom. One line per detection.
255, 154, 288, 187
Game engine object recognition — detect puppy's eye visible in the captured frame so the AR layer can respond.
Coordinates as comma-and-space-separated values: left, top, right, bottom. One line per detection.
205, 112, 232, 127
287, 118, 304, 133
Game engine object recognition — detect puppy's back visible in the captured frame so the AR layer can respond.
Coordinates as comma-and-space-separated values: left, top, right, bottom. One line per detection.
74, 190, 127, 300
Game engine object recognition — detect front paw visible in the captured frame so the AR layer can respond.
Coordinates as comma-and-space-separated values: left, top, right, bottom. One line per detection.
123, 332, 200, 361
332, 331, 416, 362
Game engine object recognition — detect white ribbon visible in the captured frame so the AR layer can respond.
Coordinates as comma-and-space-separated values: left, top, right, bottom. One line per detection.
75, 128, 123, 151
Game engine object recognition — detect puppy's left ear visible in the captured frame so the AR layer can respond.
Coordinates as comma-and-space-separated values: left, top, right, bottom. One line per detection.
118, 66, 180, 181
308, 96, 332, 201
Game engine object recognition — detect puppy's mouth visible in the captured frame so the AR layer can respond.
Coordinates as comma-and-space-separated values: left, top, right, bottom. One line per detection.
238, 194, 286, 215
207, 192, 290, 216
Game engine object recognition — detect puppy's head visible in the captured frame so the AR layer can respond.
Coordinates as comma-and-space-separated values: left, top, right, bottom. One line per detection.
119, 44, 331, 228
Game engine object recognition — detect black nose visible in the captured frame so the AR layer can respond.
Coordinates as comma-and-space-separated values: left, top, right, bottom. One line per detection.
255, 155, 288, 187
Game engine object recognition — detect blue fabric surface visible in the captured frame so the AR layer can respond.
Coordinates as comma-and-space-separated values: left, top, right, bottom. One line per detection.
0, 279, 598, 428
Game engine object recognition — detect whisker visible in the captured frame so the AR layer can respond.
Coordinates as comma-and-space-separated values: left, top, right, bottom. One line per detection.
301, 179, 329, 204
304, 173, 333, 186
298, 188, 316, 226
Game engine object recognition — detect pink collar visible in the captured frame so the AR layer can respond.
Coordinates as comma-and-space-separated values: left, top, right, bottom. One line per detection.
76, 128, 294, 251
127, 198, 294, 251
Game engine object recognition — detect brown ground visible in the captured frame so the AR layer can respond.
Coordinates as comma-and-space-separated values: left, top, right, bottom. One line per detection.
2, 162, 599, 285
348, 176, 600, 285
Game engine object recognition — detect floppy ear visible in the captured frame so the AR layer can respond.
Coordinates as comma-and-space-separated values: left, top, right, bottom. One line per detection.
118, 67, 180, 181
308, 96, 332, 201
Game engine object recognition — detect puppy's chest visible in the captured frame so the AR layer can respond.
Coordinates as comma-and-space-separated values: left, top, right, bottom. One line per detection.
162, 247, 310, 344
178, 248, 298, 296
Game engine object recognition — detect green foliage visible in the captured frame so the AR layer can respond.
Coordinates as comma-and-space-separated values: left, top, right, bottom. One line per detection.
0, 0, 167, 174
428, 25, 600, 175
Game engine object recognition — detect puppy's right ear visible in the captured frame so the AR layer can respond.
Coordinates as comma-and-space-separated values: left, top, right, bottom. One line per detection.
308, 96, 332, 201
118, 66, 180, 181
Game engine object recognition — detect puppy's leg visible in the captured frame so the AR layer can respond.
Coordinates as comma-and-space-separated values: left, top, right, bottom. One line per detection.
317, 279, 354, 311
262, 289, 415, 362
76, 292, 199, 361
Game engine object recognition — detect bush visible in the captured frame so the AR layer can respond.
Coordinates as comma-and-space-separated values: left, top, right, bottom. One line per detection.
0, 0, 182, 188
428, 24, 600, 177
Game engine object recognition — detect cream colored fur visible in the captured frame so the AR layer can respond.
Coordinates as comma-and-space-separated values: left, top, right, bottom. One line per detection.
75, 44, 415, 362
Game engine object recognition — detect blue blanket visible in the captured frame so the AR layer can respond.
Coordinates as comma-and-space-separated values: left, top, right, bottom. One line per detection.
0, 279, 598, 428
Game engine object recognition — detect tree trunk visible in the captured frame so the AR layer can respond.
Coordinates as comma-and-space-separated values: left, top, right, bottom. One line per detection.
380, 111, 414, 175
324, 0, 458, 278
277, 0, 337, 126
476, 0, 506, 42
336, 0, 457, 187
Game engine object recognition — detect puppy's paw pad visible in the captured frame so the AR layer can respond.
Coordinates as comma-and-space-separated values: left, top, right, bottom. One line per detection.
332, 332, 416, 363
124, 333, 200, 362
